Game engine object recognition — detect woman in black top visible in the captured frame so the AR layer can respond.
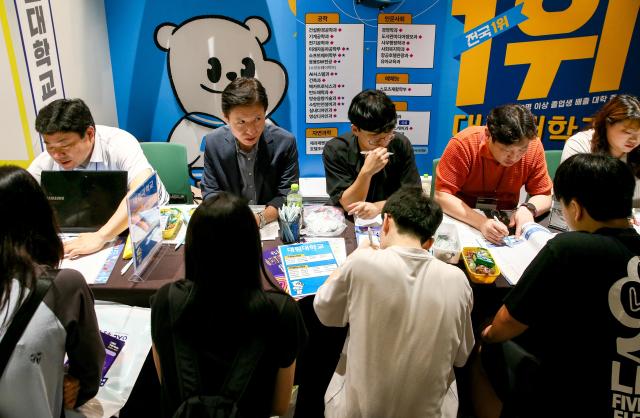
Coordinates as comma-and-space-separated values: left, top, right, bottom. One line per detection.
150, 192, 307, 417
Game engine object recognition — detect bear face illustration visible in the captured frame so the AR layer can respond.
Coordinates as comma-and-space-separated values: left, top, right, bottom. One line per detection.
155, 16, 288, 173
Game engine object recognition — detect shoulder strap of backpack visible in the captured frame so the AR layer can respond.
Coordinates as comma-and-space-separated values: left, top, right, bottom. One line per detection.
168, 283, 202, 400
168, 284, 268, 404
218, 294, 286, 402
218, 322, 266, 403
0, 271, 54, 379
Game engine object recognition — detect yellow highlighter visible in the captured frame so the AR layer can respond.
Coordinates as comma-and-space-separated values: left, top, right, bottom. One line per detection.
122, 234, 133, 260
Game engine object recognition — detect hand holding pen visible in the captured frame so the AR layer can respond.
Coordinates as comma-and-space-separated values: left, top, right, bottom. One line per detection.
480, 215, 509, 245
359, 226, 380, 249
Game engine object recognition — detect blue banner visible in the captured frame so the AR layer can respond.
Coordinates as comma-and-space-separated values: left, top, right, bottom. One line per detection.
453, 3, 527, 56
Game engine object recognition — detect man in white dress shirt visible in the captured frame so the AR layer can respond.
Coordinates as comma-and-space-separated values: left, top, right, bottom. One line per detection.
28, 98, 168, 257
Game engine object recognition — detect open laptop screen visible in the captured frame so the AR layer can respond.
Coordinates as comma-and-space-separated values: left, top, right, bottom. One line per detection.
41, 170, 128, 233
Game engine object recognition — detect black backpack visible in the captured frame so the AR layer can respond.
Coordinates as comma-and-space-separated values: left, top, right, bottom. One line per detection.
168, 285, 266, 418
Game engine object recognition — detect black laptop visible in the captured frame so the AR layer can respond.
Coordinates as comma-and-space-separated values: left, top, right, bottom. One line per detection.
41, 170, 128, 233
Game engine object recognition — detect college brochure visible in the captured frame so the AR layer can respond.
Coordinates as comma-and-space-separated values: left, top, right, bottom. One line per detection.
278, 241, 338, 297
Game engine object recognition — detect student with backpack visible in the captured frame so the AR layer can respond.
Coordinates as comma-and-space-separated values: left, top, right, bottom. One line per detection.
150, 192, 307, 417
0, 166, 104, 418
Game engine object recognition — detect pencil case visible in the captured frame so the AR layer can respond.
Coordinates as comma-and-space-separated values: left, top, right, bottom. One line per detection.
161, 207, 183, 240
462, 247, 500, 284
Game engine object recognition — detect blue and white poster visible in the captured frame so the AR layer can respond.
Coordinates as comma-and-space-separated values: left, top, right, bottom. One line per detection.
297, 0, 640, 176
104, 0, 640, 178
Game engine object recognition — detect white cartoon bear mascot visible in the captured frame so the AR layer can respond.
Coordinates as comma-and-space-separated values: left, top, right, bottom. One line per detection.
155, 16, 287, 178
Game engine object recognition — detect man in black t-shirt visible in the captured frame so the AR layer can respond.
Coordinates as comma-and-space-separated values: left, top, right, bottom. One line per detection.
322, 90, 420, 219
480, 153, 640, 417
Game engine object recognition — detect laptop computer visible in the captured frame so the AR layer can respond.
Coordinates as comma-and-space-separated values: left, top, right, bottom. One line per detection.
41, 170, 128, 233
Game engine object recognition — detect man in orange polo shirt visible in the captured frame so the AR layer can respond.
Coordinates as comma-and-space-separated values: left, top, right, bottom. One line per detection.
435, 104, 552, 244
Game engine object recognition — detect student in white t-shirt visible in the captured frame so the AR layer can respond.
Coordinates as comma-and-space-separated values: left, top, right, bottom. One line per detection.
314, 186, 474, 418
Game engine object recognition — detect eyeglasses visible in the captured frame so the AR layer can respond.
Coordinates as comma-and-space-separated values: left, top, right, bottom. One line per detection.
366, 131, 395, 146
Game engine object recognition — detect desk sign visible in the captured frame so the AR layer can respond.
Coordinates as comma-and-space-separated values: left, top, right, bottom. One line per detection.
126, 172, 162, 281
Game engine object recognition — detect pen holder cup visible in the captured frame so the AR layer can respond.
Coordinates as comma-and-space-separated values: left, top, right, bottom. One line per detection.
279, 216, 301, 244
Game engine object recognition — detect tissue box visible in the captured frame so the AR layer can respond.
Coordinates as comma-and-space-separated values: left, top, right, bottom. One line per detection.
433, 223, 461, 264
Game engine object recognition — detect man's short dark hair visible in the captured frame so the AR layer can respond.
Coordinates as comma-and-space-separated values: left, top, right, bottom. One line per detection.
221, 77, 268, 117
554, 153, 634, 221
348, 90, 397, 134
382, 186, 443, 244
35, 98, 95, 137
486, 104, 537, 145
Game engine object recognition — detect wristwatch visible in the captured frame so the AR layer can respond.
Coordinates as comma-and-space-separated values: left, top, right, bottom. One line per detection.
519, 202, 537, 217
258, 211, 266, 228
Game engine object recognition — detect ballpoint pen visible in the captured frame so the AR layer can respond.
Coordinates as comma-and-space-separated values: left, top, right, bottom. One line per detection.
120, 259, 133, 275
493, 216, 509, 244
360, 151, 394, 156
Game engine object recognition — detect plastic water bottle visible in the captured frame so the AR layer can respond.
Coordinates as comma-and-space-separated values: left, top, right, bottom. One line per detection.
286, 183, 303, 234
287, 183, 303, 208
421, 174, 432, 196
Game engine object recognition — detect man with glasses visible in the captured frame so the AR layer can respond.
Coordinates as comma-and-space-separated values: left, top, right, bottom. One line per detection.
322, 90, 420, 219
28, 98, 168, 257
200, 77, 299, 228
435, 104, 552, 244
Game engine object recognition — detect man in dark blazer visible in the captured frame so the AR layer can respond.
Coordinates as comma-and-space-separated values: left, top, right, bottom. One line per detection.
201, 78, 299, 228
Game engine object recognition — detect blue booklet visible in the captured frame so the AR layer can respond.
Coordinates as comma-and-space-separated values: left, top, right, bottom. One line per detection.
278, 241, 338, 297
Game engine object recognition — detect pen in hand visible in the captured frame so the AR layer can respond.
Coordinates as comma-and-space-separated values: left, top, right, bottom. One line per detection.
493, 215, 508, 242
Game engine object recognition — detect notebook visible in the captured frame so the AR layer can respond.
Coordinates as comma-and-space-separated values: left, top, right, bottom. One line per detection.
41, 170, 127, 232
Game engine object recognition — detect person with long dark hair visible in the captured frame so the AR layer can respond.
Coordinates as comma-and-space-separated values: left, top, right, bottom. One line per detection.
0, 166, 104, 418
150, 192, 307, 417
561, 94, 640, 205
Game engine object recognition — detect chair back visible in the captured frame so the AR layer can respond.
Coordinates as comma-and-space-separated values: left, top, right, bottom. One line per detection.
430, 158, 440, 198
545, 150, 562, 182
141, 142, 193, 203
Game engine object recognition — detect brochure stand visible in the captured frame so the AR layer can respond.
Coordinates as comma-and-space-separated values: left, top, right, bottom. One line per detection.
126, 172, 163, 282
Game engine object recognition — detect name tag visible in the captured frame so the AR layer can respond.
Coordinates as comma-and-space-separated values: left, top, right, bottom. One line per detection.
475, 197, 498, 211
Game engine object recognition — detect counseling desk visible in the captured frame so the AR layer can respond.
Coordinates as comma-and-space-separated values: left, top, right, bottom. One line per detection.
90, 222, 356, 418
90, 218, 522, 418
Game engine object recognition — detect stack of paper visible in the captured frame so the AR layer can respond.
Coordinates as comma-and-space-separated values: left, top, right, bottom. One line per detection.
299, 177, 330, 204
